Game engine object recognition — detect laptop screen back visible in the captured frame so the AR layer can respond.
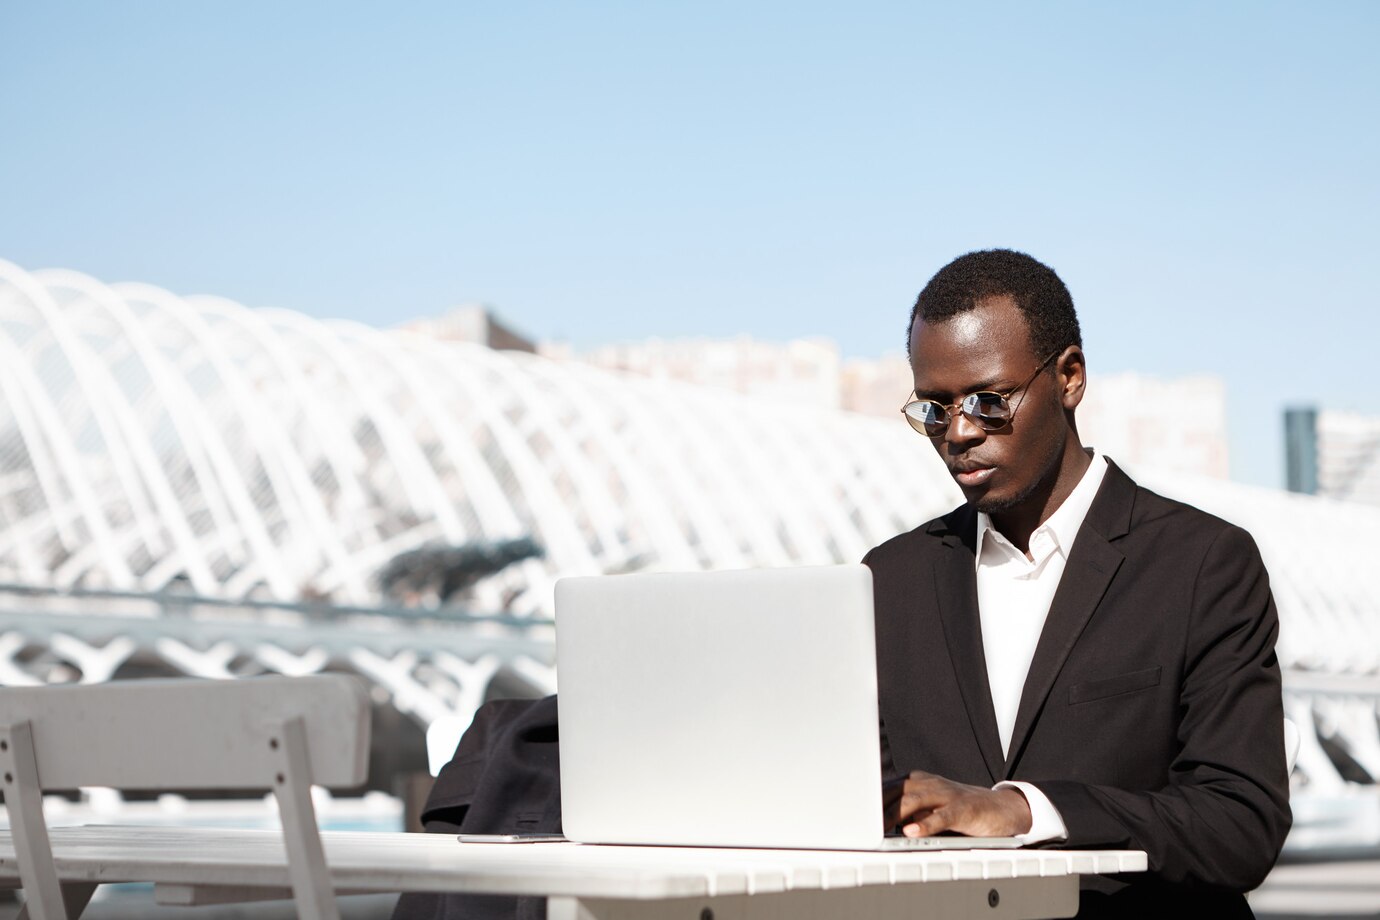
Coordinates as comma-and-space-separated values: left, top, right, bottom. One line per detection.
555, 564, 885, 849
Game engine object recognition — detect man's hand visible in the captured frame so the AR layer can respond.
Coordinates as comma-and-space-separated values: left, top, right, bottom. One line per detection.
883, 771, 1033, 838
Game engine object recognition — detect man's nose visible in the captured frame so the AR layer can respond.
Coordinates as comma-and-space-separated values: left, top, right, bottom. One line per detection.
944, 410, 987, 448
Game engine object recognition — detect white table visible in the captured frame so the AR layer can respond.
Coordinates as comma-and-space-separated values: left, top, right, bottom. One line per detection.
0, 826, 1146, 919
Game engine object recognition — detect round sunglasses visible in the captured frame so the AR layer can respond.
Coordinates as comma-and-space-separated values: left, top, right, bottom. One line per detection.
901, 351, 1060, 439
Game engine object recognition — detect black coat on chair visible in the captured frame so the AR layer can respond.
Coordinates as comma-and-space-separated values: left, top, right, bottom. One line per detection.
391, 696, 561, 920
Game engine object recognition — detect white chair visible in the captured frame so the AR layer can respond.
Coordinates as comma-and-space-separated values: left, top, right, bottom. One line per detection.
0, 674, 370, 920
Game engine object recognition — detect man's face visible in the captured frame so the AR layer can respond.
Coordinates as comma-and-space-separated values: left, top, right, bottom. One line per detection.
907, 295, 1071, 516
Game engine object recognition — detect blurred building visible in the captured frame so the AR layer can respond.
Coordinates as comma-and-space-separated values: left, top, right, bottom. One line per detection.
400, 305, 536, 353
543, 336, 843, 412
1285, 407, 1380, 507
566, 339, 1231, 481
1076, 373, 1230, 480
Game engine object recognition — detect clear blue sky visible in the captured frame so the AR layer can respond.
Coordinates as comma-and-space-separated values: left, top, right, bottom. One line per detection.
2, 1, 1377, 489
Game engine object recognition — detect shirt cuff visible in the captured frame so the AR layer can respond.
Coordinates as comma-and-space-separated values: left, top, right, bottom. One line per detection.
994, 781, 1068, 844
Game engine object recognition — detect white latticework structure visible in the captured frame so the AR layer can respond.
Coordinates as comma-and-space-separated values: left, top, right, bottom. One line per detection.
0, 259, 966, 616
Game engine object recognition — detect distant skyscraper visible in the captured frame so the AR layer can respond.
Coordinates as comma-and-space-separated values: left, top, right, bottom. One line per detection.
1284, 407, 1319, 495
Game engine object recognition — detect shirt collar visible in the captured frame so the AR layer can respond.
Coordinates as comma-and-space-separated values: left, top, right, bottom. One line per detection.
975, 452, 1110, 568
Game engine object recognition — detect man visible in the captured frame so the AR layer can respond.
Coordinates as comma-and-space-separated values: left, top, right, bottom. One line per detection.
869, 249, 1290, 917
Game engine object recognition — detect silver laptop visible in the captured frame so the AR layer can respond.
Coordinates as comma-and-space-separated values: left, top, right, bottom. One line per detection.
554, 564, 1022, 851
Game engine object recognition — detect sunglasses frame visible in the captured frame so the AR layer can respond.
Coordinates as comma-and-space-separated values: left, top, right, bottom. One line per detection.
901, 350, 1061, 439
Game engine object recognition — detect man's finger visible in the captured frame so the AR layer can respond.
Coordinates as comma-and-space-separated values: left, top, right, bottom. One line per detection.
895, 784, 948, 821
919, 805, 957, 835
907, 807, 954, 838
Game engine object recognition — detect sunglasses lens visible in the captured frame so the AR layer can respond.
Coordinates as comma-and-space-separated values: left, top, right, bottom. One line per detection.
963, 393, 1012, 430
904, 401, 948, 437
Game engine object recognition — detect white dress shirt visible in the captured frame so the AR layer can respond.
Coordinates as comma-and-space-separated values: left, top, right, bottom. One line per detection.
976, 453, 1109, 844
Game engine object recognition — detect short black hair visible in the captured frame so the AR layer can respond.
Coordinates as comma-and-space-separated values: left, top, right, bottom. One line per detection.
907, 249, 1082, 361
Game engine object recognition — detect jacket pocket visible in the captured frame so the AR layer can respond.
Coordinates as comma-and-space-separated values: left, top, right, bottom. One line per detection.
1068, 666, 1162, 705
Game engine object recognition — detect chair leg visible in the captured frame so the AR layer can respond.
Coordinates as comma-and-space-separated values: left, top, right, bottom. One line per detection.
270, 715, 340, 920
0, 722, 67, 920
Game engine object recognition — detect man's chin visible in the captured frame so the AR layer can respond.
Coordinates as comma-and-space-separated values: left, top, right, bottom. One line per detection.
969, 483, 1036, 516
972, 494, 1019, 515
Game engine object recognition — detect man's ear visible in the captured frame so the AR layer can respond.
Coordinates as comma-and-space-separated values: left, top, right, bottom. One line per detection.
1057, 346, 1086, 410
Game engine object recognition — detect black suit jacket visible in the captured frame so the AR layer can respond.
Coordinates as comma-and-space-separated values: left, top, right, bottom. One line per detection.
865, 460, 1290, 915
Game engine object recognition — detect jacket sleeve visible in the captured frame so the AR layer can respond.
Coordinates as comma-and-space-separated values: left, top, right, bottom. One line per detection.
1036, 525, 1292, 891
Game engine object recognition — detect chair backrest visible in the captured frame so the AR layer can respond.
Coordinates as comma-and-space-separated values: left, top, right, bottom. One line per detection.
0, 674, 370, 920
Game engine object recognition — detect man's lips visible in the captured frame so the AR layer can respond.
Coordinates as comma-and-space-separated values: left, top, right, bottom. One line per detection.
950, 465, 995, 487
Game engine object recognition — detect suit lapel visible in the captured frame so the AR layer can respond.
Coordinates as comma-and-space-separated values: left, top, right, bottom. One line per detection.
928, 509, 1006, 783
1001, 461, 1136, 778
